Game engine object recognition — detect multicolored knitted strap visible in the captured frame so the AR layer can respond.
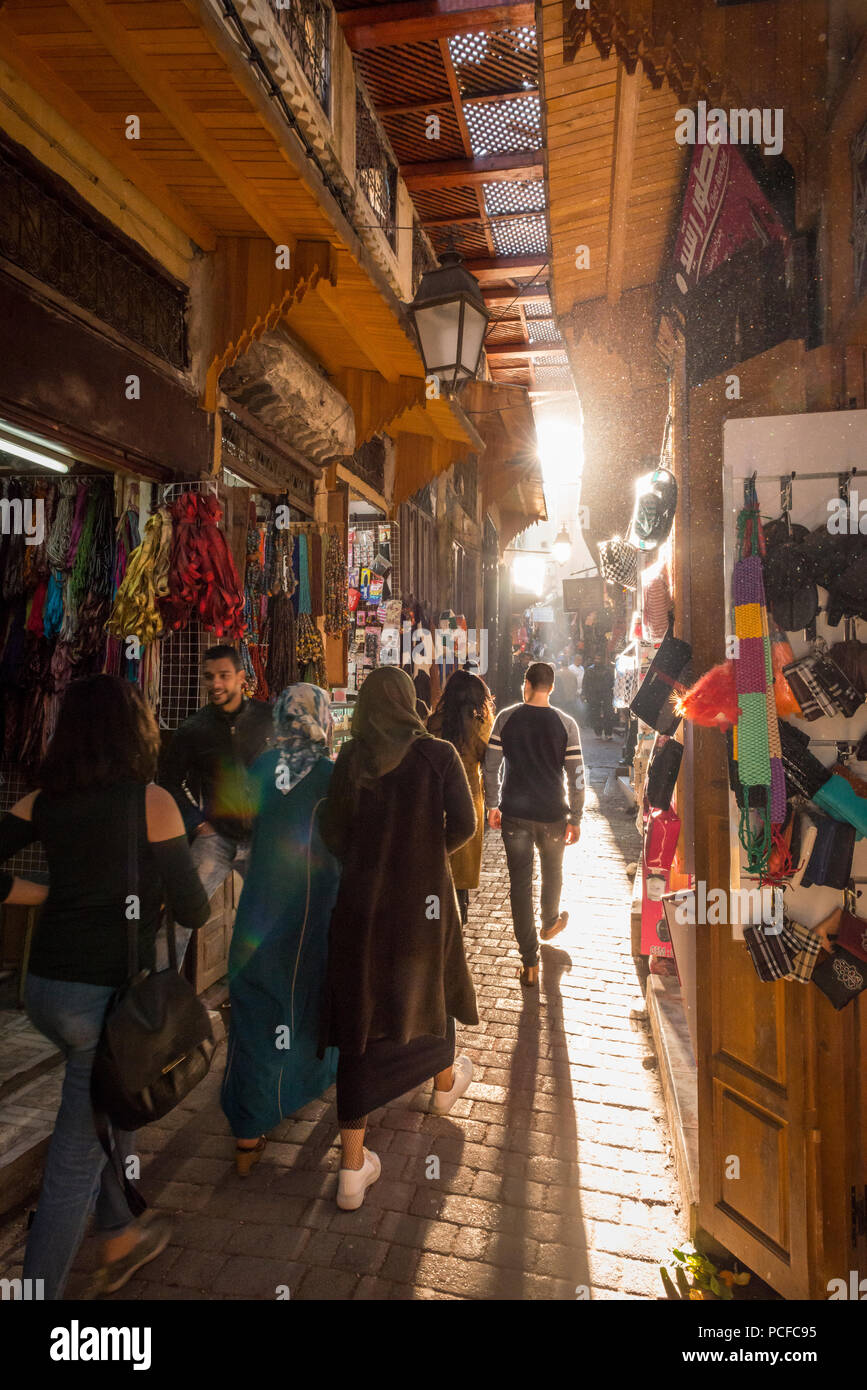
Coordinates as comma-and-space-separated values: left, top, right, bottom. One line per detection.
732, 498, 781, 876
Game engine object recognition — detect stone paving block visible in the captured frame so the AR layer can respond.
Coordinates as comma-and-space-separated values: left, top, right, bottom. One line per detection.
223, 1222, 311, 1262
0, 737, 686, 1303
293, 1266, 359, 1300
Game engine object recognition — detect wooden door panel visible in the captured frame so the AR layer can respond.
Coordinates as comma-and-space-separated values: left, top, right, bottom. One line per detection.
714, 1082, 789, 1255
715, 930, 787, 1086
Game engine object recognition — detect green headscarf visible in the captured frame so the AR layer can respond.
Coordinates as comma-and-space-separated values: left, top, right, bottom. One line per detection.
350, 665, 432, 784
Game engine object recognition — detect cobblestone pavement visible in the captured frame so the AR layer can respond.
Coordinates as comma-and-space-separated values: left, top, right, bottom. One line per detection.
3, 728, 686, 1300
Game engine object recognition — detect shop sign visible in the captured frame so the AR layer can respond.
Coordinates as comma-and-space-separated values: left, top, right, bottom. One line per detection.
530, 605, 554, 623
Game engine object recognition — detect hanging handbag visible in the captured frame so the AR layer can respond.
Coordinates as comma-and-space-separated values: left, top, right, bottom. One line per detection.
92, 786, 215, 1157
613, 645, 641, 709
629, 621, 692, 735
641, 558, 672, 643
782, 642, 863, 721
811, 946, 867, 1010
645, 736, 683, 811
598, 536, 638, 591
835, 909, 867, 964
813, 773, 867, 838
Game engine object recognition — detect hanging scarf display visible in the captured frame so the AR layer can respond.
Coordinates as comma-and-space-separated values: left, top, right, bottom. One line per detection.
46, 478, 77, 571
1, 480, 26, 601
310, 530, 323, 617
324, 529, 348, 637
265, 591, 298, 693
165, 490, 245, 637
731, 485, 785, 877
296, 613, 327, 687
106, 507, 172, 644
268, 494, 295, 598
297, 533, 311, 615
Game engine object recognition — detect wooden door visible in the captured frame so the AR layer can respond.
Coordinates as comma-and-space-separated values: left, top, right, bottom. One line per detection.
694, 803, 816, 1297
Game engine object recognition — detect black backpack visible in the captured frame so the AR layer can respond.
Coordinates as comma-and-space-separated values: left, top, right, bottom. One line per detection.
91, 785, 215, 1211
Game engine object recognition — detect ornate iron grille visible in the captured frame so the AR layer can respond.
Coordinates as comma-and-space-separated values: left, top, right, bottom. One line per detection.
275, 0, 331, 114
412, 220, 437, 293
356, 87, 398, 249
0, 144, 187, 370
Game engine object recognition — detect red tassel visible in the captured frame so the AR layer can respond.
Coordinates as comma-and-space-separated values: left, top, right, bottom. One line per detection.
676, 661, 740, 728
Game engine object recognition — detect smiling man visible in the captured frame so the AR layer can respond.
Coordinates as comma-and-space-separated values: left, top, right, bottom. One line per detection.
158, 646, 273, 957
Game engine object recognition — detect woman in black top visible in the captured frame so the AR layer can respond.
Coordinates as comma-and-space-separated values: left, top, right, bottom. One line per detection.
0, 675, 209, 1299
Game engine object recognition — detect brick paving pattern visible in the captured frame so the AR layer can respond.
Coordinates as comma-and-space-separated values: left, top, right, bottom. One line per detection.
2, 731, 686, 1299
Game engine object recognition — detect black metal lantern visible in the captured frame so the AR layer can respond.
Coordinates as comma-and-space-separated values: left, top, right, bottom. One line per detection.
408, 252, 491, 390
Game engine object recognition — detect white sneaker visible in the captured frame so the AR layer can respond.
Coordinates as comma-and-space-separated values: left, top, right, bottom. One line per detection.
336, 1148, 381, 1210
431, 1054, 473, 1114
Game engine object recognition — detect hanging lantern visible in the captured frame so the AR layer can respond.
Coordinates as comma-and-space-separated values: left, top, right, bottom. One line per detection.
552, 526, 571, 565
408, 252, 491, 390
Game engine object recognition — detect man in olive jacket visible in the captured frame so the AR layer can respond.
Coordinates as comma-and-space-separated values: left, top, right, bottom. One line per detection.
158, 646, 273, 951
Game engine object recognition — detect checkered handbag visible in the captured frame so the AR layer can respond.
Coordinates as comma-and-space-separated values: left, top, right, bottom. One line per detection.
598, 536, 639, 591
782, 646, 864, 721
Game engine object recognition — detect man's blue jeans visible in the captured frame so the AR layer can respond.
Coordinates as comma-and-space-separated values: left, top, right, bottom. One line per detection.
500, 816, 567, 967
155, 830, 249, 971
22, 974, 137, 1300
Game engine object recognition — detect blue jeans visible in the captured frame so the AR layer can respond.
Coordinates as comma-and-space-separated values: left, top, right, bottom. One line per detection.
155, 830, 249, 971
23, 974, 137, 1301
501, 816, 567, 966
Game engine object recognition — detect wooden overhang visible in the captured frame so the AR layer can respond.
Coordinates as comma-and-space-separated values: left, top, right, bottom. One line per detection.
460, 377, 546, 545
337, 0, 569, 394
0, 0, 478, 487
539, 0, 826, 541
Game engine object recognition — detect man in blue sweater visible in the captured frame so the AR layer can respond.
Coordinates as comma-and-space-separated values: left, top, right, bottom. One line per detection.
484, 662, 584, 986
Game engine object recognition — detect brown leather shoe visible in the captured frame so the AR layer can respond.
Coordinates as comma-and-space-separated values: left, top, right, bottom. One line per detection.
518, 964, 539, 987
540, 910, 569, 942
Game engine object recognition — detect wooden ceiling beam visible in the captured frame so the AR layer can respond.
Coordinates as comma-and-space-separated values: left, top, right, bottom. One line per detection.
483, 289, 550, 307
339, 2, 534, 51
402, 152, 543, 189
606, 63, 642, 306
64, 0, 289, 246
378, 87, 539, 117
485, 341, 563, 360
0, 16, 216, 250
422, 207, 544, 229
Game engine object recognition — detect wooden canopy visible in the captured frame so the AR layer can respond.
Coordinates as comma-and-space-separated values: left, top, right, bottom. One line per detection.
0, 0, 478, 480
337, 0, 571, 393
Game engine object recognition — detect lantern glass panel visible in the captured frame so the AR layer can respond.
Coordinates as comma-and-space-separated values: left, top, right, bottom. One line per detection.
413, 300, 463, 376
459, 302, 487, 377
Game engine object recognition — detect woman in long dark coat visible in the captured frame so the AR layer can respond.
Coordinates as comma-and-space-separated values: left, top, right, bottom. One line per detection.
320, 665, 478, 1211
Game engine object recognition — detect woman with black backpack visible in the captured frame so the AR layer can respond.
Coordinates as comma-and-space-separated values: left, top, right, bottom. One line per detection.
0, 675, 209, 1299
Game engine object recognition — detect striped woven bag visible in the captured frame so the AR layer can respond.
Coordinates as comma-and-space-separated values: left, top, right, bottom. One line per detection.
732, 486, 786, 877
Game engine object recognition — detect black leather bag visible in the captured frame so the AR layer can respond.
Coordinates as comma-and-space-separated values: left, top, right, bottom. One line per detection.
645, 736, 683, 811
92, 786, 215, 1138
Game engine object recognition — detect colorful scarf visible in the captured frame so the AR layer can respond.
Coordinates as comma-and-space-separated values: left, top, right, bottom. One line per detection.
273, 682, 332, 793
732, 487, 785, 876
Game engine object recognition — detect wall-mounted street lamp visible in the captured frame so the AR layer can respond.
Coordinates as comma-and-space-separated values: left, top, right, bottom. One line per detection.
552, 525, 571, 565
408, 252, 491, 391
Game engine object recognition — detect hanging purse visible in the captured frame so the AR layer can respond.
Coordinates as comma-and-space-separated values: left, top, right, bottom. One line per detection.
811, 946, 867, 1009
799, 813, 856, 889
782, 641, 863, 721
92, 787, 215, 1165
613, 645, 641, 709
835, 909, 867, 964
598, 536, 639, 591
813, 774, 867, 838
641, 558, 672, 643
645, 736, 683, 812
629, 621, 692, 735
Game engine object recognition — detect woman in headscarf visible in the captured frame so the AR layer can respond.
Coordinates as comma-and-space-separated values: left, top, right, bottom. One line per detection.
427, 669, 495, 926
221, 684, 340, 1176
320, 665, 478, 1211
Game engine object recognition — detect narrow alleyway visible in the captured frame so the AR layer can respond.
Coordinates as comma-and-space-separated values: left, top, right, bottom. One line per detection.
1, 730, 685, 1301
